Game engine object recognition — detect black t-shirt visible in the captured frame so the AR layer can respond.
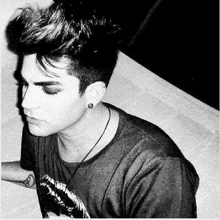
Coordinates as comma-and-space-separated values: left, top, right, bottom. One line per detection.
20, 105, 199, 218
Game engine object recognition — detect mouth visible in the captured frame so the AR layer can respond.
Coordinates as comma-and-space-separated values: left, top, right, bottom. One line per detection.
25, 115, 43, 125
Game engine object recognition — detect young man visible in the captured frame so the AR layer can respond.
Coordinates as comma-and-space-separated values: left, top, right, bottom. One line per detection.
2, 0, 199, 218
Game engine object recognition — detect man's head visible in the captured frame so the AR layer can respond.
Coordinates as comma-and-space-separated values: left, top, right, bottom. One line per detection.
6, 1, 121, 94
6, 1, 121, 136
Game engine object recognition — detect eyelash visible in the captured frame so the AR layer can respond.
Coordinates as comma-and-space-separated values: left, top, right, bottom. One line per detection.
42, 87, 59, 95
17, 82, 28, 87
18, 82, 59, 96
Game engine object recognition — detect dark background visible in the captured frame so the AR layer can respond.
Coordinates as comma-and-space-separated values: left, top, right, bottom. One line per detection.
96, 0, 219, 109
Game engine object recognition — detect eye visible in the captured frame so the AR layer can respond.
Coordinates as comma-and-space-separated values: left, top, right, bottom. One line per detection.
42, 86, 60, 95
18, 81, 28, 94
17, 81, 28, 87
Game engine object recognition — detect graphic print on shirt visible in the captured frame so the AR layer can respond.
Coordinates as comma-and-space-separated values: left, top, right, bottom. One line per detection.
40, 174, 90, 218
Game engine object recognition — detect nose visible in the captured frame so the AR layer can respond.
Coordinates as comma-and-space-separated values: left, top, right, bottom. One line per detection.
21, 86, 40, 110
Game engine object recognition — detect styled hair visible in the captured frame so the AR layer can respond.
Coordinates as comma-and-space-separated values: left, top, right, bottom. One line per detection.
6, 1, 121, 94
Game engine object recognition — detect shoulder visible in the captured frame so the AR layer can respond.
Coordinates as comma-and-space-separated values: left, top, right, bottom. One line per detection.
113, 106, 184, 159
112, 107, 199, 181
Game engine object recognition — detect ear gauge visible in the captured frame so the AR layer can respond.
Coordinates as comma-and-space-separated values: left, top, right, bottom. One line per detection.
87, 103, 94, 109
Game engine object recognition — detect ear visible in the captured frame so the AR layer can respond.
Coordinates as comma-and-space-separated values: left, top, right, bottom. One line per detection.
84, 81, 106, 107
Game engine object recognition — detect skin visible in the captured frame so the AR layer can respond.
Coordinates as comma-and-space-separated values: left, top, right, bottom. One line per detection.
2, 53, 120, 218
1, 161, 36, 188
2, 53, 119, 187
21, 54, 117, 162
21, 54, 88, 138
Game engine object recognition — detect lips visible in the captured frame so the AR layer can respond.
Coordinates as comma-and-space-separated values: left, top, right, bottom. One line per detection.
26, 116, 38, 123
23, 110, 43, 121
25, 115, 43, 125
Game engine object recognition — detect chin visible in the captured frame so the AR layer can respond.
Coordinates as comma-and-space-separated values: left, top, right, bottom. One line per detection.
28, 124, 54, 137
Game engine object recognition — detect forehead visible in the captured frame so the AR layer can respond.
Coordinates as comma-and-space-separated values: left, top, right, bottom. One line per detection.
21, 54, 70, 81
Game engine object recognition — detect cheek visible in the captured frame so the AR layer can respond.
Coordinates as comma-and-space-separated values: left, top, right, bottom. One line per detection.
45, 95, 86, 124
27, 93, 87, 137
29, 101, 86, 137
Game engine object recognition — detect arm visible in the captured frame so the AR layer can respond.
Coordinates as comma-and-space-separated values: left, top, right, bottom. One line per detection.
1, 161, 36, 189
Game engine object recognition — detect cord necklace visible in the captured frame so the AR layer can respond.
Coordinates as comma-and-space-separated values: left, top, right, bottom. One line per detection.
66, 106, 111, 188
40, 106, 111, 218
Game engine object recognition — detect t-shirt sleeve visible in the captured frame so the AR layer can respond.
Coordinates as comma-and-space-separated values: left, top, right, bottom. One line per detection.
20, 126, 35, 171
125, 156, 199, 218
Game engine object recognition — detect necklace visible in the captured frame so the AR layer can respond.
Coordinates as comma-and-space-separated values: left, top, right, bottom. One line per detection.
40, 106, 111, 218
66, 106, 111, 187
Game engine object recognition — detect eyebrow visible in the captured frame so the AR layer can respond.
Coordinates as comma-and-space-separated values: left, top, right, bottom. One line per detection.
21, 76, 62, 86
34, 81, 62, 86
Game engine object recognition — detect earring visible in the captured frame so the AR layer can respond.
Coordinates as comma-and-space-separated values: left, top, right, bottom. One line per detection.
87, 103, 94, 109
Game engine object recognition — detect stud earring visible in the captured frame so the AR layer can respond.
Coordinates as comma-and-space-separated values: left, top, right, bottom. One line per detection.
87, 103, 94, 109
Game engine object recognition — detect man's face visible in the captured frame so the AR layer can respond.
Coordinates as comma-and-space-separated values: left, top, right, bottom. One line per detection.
21, 54, 87, 137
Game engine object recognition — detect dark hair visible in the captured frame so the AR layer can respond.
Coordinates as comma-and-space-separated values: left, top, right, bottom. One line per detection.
6, 1, 121, 94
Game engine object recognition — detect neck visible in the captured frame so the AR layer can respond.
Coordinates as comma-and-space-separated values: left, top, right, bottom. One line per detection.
57, 102, 111, 162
